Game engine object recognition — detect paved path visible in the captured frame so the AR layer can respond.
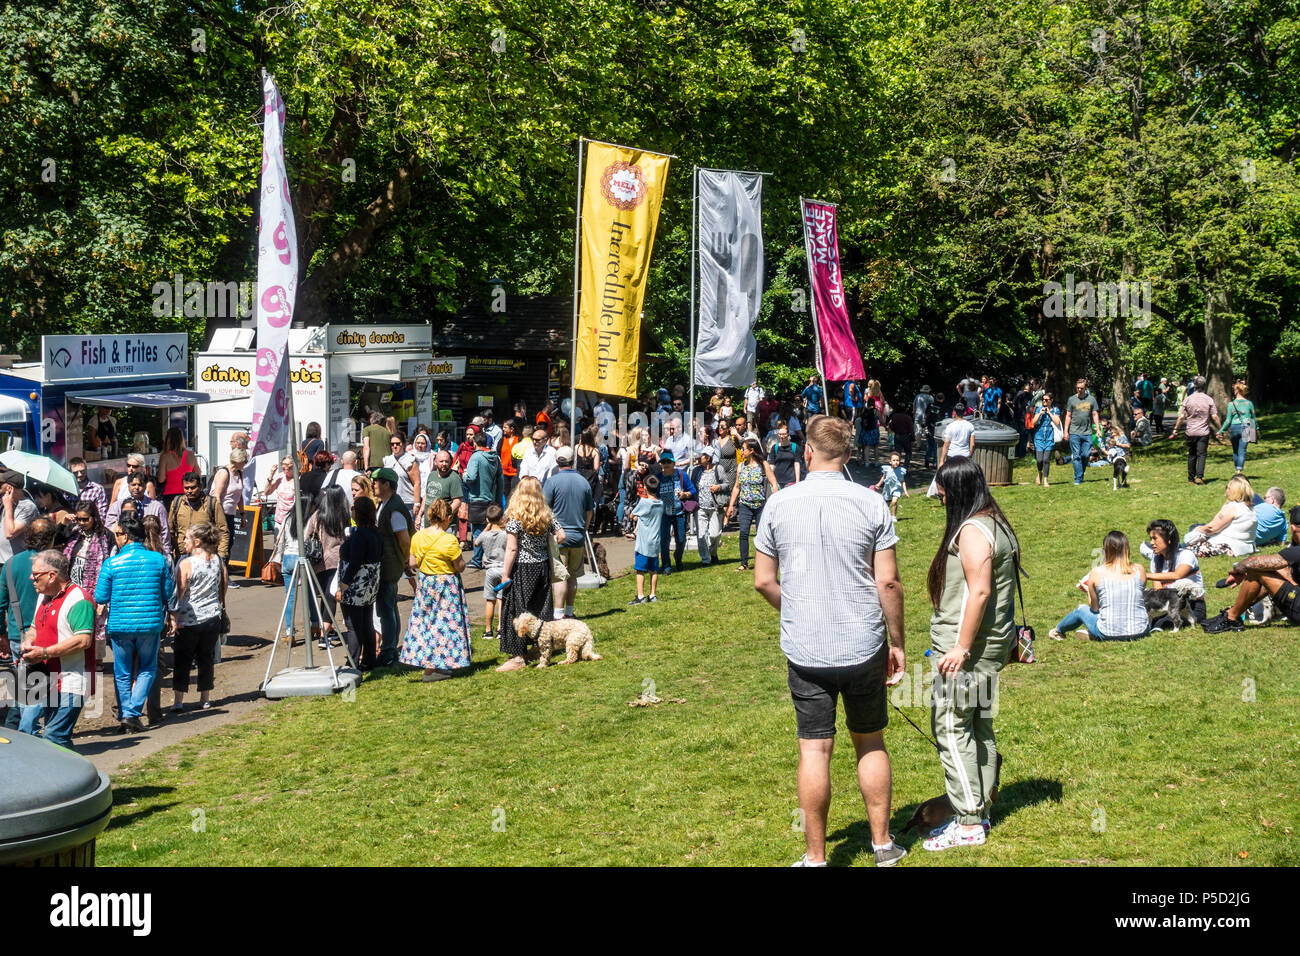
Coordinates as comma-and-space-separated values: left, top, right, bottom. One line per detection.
72, 532, 645, 774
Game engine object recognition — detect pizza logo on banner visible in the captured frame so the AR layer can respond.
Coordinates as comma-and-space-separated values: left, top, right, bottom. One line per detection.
600, 162, 648, 210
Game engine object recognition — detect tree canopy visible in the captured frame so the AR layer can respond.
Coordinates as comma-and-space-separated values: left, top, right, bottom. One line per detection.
4, 0, 1298, 406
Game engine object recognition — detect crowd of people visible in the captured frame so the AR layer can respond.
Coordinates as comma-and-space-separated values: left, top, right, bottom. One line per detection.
0, 362, 1294, 868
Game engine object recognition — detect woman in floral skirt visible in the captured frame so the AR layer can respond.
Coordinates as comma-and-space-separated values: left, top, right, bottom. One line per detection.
495, 477, 560, 673
400, 498, 471, 682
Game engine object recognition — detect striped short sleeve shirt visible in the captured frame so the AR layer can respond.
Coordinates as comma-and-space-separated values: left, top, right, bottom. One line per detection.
755, 471, 900, 667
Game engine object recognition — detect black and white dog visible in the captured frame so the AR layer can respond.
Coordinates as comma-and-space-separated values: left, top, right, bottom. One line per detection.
1144, 587, 1198, 632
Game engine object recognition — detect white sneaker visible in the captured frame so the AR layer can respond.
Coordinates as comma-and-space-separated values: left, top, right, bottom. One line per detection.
791, 854, 827, 867
922, 819, 986, 851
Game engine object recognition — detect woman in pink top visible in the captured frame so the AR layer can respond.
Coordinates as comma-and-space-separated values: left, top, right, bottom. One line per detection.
263, 455, 298, 530
158, 427, 194, 510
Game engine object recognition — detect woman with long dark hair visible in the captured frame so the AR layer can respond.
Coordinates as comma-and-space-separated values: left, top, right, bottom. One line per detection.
63, 499, 114, 649
923, 457, 1019, 853
306, 485, 349, 648
725, 438, 777, 572
1141, 518, 1206, 625
334, 496, 382, 670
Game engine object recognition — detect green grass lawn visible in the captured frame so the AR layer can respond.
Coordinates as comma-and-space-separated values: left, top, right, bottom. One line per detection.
99, 414, 1300, 866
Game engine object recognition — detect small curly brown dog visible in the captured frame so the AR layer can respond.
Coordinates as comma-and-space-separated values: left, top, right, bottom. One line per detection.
513, 612, 602, 668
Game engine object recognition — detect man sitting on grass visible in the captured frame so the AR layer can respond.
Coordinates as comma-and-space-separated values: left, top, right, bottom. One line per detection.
1203, 506, 1300, 633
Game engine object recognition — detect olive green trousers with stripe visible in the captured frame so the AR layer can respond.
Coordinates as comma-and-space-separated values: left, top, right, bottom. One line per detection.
928, 635, 1010, 826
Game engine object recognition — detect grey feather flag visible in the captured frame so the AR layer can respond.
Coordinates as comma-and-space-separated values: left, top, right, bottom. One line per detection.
695, 170, 763, 387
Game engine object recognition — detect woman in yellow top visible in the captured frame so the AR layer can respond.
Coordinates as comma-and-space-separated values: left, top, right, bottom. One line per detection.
399, 498, 470, 681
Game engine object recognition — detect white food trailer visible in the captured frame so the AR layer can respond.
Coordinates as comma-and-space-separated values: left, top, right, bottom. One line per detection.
193, 323, 447, 477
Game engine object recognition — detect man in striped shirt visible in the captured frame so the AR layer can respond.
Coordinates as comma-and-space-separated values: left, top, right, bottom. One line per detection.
755, 415, 908, 867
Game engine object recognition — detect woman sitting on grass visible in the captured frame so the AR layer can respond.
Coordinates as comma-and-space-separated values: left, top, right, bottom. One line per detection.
1049, 531, 1149, 642
1140, 519, 1207, 626
1184, 475, 1258, 558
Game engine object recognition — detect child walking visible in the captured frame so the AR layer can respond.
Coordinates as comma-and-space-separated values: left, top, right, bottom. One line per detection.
872, 451, 910, 517
629, 474, 664, 605
474, 503, 507, 641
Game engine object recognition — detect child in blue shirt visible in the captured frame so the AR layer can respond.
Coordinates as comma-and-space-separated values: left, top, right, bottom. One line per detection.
872, 451, 910, 517
629, 474, 664, 605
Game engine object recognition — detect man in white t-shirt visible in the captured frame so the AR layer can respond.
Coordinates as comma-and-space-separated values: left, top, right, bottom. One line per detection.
744, 381, 766, 431
519, 425, 558, 483
939, 404, 976, 467
16, 549, 95, 749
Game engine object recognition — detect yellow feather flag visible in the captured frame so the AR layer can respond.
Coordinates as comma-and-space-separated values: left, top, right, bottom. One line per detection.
574, 142, 671, 398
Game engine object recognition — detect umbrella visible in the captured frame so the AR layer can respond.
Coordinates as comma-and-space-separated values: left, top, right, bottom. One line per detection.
0, 450, 79, 497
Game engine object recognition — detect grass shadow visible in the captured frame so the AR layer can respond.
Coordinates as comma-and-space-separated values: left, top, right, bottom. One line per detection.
105, 785, 179, 830
825, 775, 1064, 864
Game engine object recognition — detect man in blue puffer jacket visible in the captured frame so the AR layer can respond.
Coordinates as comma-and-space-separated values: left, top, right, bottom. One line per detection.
95, 513, 174, 733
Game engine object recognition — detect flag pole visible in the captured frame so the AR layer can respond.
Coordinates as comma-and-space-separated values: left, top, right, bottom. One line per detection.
570, 136, 586, 444
799, 197, 828, 396
688, 165, 698, 451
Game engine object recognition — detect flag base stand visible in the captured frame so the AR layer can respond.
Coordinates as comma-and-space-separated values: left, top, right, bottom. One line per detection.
264, 665, 360, 698
261, 554, 360, 699
576, 537, 605, 589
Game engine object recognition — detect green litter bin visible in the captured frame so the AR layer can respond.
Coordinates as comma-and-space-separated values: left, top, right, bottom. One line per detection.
0, 729, 112, 866
934, 418, 1021, 486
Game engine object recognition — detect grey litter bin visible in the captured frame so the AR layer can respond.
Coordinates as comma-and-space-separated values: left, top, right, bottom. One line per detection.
934, 418, 1021, 486
0, 729, 112, 866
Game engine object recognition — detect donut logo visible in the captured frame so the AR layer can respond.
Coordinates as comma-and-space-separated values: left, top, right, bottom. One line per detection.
600, 162, 647, 210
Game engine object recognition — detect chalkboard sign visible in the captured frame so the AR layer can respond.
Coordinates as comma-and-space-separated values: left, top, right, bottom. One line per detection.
227, 505, 263, 579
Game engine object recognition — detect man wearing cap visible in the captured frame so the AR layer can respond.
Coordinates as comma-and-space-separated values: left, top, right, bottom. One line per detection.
519, 425, 557, 483
544, 447, 594, 619
656, 451, 697, 574
371, 467, 412, 666
690, 446, 725, 566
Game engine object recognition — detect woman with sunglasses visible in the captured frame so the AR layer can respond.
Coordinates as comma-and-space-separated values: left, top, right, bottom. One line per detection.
63, 500, 114, 650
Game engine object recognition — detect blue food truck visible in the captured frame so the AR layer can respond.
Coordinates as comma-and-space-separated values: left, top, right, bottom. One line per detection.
0, 333, 211, 484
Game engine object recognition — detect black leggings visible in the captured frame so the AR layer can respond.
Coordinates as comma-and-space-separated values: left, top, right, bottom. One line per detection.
173, 618, 221, 693
342, 602, 376, 669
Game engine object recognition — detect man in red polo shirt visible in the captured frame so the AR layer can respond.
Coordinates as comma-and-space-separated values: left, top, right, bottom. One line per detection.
17, 549, 95, 748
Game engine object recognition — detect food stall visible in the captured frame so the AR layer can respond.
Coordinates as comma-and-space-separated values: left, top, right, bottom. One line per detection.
193, 323, 438, 474
0, 333, 211, 485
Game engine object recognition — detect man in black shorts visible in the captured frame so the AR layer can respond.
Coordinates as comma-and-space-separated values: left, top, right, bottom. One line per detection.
1204, 505, 1300, 632
754, 415, 908, 867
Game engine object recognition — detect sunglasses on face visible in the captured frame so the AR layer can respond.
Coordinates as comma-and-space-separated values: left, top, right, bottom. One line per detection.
76, 516, 92, 524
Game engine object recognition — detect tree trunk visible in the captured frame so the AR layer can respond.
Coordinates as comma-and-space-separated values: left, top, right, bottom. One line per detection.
296, 154, 426, 324
1203, 277, 1233, 410
1106, 314, 1133, 432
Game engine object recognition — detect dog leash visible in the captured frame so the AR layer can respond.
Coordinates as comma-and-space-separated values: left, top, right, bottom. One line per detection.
891, 703, 941, 753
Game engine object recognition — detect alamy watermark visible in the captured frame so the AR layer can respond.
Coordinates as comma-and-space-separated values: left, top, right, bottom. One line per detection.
152, 273, 256, 319
1043, 273, 1152, 326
